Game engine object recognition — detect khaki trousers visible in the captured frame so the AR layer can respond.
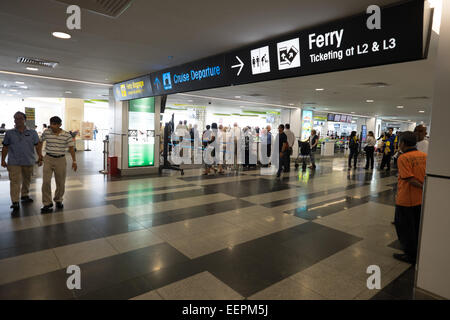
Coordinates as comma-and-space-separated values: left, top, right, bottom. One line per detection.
7, 165, 34, 203
42, 155, 67, 206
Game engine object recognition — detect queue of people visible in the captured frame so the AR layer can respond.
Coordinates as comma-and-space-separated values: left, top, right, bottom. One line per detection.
1, 112, 77, 214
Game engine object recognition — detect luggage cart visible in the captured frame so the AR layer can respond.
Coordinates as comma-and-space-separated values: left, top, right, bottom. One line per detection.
294, 140, 311, 171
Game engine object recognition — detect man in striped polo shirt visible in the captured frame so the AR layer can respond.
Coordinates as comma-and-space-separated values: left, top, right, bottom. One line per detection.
38, 116, 77, 213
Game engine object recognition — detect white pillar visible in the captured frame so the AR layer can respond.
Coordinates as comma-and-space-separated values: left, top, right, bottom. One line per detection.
416, 0, 450, 299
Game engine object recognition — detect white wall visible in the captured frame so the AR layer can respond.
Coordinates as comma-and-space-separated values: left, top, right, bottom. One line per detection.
416, 0, 450, 299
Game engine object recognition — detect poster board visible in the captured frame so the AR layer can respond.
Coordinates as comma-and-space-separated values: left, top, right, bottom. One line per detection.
81, 121, 94, 140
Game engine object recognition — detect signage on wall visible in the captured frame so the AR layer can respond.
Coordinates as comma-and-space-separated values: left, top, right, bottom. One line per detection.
114, 0, 424, 100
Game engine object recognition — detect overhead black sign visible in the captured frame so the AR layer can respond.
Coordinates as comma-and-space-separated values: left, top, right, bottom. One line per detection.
113, 75, 152, 101
150, 55, 228, 96
115, 0, 424, 100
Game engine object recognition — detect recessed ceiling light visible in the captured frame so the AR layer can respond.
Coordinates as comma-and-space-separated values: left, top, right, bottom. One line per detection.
20, 86, 28, 89
15, 81, 24, 85
315, 88, 324, 91
366, 100, 374, 103
65, 91, 72, 94
26, 67, 38, 71
52, 32, 71, 39
397, 106, 404, 109
419, 110, 425, 113
9, 89, 17, 92
235, 96, 241, 99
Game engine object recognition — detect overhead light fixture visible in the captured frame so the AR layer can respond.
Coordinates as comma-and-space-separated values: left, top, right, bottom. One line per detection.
315, 88, 324, 91
188, 100, 193, 102
324, 108, 329, 110
15, 81, 25, 85
397, 106, 404, 109
9, 89, 17, 92
20, 86, 28, 89
366, 100, 374, 103
65, 91, 72, 94
351, 112, 355, 114
0, 70, 112, 87
52, 32, 71, 39
26, 67, 38, 71
235, 96, 241, 99
419, 110, 425, 113
289, 103, 295, 106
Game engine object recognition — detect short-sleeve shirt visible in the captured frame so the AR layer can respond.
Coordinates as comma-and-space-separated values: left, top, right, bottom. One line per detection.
396, 149, 427, 207
40, 129, 74, 156
278, 132, 288, 151
2, 128, 39, 166
310, 135, 319, 152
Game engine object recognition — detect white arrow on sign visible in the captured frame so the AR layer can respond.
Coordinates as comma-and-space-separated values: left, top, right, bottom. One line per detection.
231, 56, 244, 76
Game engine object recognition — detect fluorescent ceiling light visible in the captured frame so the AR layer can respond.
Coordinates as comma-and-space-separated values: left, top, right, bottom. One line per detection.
397, 106, 404, 109
315, 88, 324, 91
366, 100, 374, 103
65, 91, 72, 94
419, 110, 425, 113
234, 96, 241, 99
9, 89, 17, 92
289, 103, 295, 106
0, 70, 112, 87
20, 86, 28, 89
26, 67, 38, 71
52, 32, 71, 39
15, 81, 24, 85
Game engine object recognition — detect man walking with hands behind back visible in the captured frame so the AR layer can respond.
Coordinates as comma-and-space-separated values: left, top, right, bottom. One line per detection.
1, 111, 43, 212
39, 116, 77, 213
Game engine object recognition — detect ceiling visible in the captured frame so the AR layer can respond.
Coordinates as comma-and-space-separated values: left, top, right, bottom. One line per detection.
0, 0, 438, 124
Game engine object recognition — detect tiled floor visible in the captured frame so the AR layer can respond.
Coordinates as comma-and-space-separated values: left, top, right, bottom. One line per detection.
0, 152, 425, 300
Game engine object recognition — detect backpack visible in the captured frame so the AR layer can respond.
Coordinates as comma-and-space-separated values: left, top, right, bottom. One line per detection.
349, 137, 358, 150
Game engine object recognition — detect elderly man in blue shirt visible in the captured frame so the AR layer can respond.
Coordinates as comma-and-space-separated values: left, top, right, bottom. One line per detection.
1, 111, 43, 212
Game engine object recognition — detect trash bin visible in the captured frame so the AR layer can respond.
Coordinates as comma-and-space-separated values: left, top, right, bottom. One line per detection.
107, 156, 119, 175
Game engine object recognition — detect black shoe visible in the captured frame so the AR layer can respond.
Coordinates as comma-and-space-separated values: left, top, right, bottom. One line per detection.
20, 196, 33, 203
55, 202, 64, 209
393, 253, 415, 264
41, 204, 54, 213
10, 202, 19, 211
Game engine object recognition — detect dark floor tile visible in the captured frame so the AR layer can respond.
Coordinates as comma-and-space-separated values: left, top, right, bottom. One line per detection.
370, 291, 398, 300
88, 214, 146, 236
374, 267, 415, 300
261, 183, 368, 208
143, 259, 206, 290
120, 243, 190, 276
0, 269, 75, 300
178, 172, 243, 182
106, 184, 197, 197
195, 252, 283, 298
205, 178, 298, 198
72, 253, 146, 298
108, 188, 218, 208
281, 223, 362, 262
0, 227, 51, 251
388, 240, 403, 251
285, 196, 368, 221
134, 199, 254, 227
0, 242, 51, 260
77, 275, 154, 300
